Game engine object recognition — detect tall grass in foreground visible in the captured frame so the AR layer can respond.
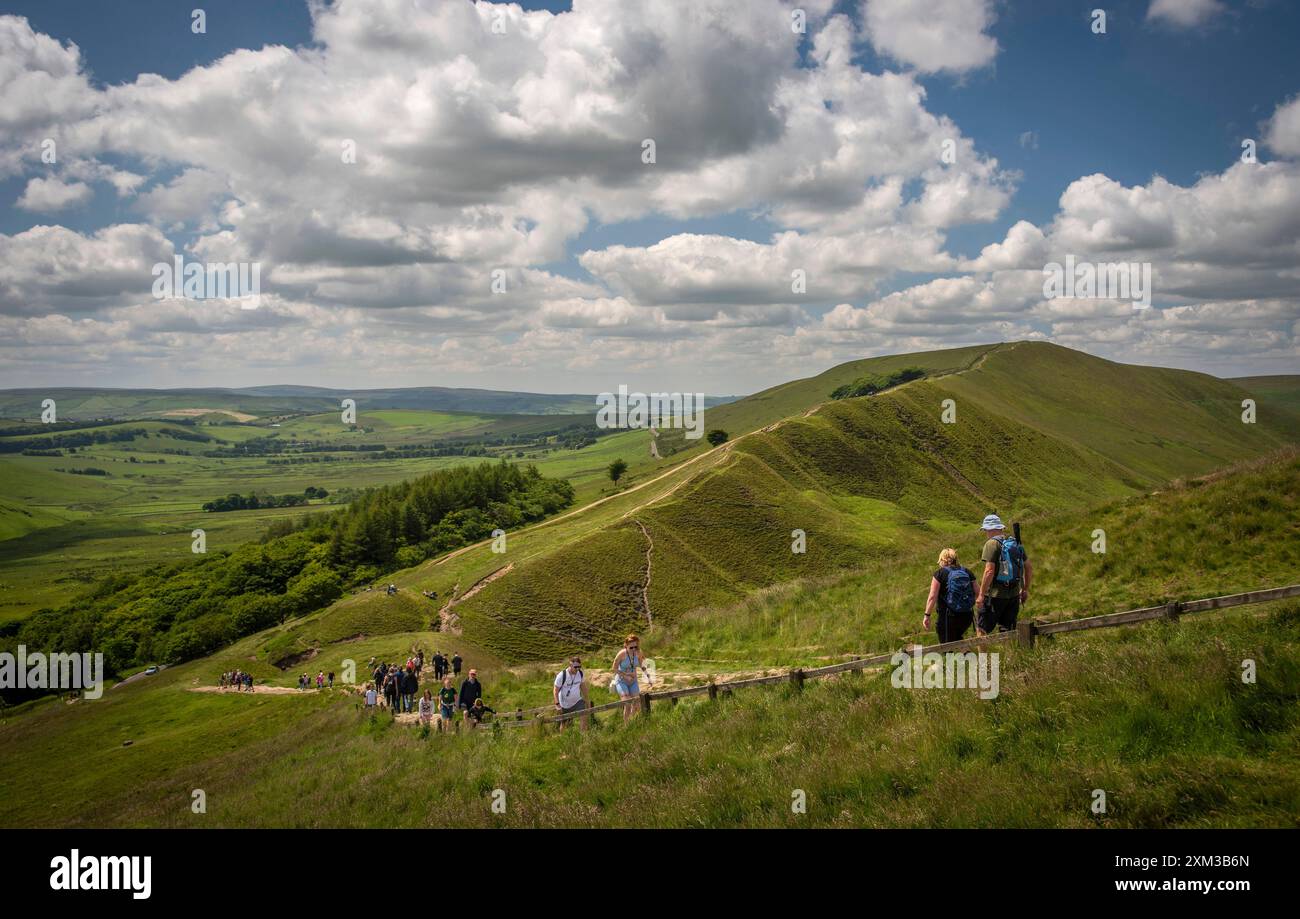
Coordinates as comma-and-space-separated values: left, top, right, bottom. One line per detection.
41, 602, 1295, 828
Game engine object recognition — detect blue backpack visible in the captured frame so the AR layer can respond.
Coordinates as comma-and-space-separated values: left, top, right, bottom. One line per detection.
944, 567, 975, 615
995, 537, 1025, 585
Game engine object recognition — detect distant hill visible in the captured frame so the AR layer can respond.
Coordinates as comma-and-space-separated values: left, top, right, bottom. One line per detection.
0, 385, 742, 421
0, 386, 596, 420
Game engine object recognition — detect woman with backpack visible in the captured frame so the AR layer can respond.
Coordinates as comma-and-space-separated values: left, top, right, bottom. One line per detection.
923, 548, 976, 644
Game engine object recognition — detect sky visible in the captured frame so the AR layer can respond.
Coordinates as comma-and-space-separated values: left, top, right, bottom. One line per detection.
1, 0, 1297, 394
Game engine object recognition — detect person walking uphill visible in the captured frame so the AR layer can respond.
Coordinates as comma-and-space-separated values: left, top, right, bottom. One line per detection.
458, 669, 483, 724
923, 548, 976, 643
975, 514, 1032, 636
611, 634, 652, 722
553, 656, 589, 732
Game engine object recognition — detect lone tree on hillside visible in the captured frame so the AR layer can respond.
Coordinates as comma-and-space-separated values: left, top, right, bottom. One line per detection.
608, 457, 628, 485
706, 429, 729, 447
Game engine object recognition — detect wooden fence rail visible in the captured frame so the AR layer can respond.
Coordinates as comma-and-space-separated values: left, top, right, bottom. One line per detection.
483, 584, 1300, 729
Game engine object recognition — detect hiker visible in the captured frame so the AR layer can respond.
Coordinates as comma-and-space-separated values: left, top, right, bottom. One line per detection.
465, 697, 495, 729
975, 514, 1032, 636
245, 672, 253, 691
418, 689, 435, 726
437, 677, 457, 733
401, 666, 418, 713
458, 669, 483, 723
924, 548, 977, 643
327, 671, 334, 689
451, 652, 463, 677
433, 652, 446, 680
553, 656, 589, 732
384, 670, 399, 711
316, 671, 324, 690
611, 634, 652, 722
365, 683, 378, 708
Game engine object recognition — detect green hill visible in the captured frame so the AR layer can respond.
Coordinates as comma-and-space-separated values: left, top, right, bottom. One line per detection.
0, 448, 1295, 828
412, 341, 1294, 662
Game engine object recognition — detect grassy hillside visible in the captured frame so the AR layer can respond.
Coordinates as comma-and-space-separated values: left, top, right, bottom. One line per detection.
416, 342, 1295, 663
0, 450, 1295, 828
1233, 375, 1300, 426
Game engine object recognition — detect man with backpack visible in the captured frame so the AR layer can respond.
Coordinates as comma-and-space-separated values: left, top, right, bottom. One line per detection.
553, 656, 589, 731
976, 514, 1032, 636
923, 548, 976, 643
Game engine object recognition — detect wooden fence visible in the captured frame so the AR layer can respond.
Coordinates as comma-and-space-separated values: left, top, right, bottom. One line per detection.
482, 584, 1300, 730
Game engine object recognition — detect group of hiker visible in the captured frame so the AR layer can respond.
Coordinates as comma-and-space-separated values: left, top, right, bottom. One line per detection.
297, 671, 334, 691
923, 514, 1032, 643
218, 670, 254, 691
362, 652, 495, 733
369, 655, 424, 713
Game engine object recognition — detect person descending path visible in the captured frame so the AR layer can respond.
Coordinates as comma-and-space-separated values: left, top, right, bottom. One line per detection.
451, 652, 463, 677
611, 634, 652, 722
975, 514, 1032, 636
924, 548, 976, 643
418, 689, 435, 726
384, 667, 399, 711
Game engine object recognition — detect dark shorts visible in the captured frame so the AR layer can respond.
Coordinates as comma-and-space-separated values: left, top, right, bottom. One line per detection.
935, 609, 973, 644
978, 595, 1020, 633
560, 700, 586, 715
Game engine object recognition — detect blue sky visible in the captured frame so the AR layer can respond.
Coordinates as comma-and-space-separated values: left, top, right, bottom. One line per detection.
1, 0, 1297, 391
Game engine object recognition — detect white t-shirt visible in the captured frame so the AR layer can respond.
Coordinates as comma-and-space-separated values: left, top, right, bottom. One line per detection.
554, 668, 585, 708
365, 689, 377, 706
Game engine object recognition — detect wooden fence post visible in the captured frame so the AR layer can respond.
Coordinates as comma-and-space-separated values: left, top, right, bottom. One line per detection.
1017, 619, 1037, 649
708, 681, 718, 701
791, 668, 805, 691
640, 692, 652, 716
1164, 601, 1181, 622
